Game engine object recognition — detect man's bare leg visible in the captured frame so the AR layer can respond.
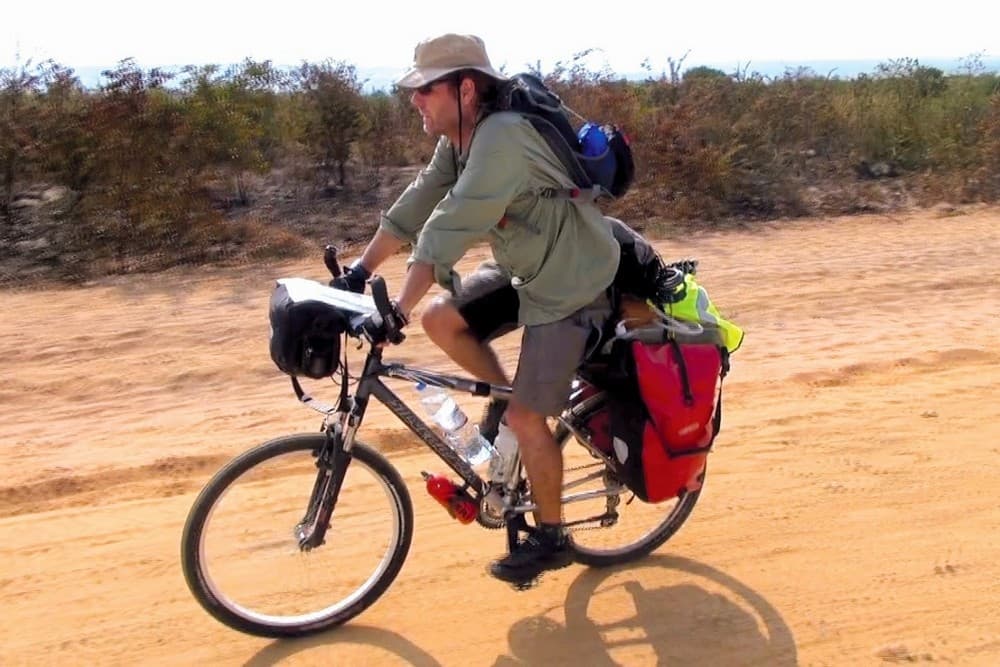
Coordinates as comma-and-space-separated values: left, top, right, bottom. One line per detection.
488, 399, 573, 586
504, 401, 562, 524
421, 297, 510, 387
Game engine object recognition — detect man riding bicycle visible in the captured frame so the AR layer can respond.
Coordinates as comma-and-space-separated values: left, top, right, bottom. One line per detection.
333, 33, 620, 586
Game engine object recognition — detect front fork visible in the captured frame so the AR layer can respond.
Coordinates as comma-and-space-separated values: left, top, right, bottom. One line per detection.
295, 424, 353, 550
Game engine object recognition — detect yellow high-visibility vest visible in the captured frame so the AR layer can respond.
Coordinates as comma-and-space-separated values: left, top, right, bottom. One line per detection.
661, 274, 744, 354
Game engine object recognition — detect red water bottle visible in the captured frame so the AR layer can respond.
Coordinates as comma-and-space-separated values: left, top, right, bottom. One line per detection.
422, 472, 477, 524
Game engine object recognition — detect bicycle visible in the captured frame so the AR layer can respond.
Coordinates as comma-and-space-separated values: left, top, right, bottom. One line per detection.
180, 259, 705, 638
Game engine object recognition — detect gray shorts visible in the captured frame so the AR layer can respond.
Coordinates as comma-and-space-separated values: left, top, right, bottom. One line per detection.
451, 263, 612, 416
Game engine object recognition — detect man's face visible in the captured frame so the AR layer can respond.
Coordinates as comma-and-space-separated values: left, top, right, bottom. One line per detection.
410, 79, 457, 137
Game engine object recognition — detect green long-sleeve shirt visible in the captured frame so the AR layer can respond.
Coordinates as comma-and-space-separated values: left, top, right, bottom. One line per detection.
379, 111, 620, 326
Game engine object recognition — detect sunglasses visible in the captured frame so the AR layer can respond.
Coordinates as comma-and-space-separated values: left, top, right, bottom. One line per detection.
415, 78, 448, 96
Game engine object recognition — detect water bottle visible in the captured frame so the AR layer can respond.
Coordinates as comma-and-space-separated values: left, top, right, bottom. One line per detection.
577, 121, 616, 191
488, 422, 519, 484
578, 122, 609, 157
416, 383, 494, 466
422, 471, 477, 524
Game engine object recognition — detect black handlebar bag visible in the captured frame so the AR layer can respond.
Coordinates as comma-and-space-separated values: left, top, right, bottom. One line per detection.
268, 283, 348, 379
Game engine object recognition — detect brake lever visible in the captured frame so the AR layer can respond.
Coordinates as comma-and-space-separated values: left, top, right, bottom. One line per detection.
368, 275, 406, 345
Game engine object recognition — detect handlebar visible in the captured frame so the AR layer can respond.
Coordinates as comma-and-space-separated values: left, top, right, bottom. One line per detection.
324, 245, 403, 345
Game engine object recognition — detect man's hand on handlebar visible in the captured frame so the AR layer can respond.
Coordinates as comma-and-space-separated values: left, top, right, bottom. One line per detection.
360, 300, 408, 346
330, 262, 370, 294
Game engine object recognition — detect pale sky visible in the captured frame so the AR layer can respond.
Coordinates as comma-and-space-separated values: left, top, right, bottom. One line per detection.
4, 0, 999, 75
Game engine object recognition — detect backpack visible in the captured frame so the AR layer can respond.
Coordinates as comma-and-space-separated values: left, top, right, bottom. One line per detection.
494, 73, 635, 201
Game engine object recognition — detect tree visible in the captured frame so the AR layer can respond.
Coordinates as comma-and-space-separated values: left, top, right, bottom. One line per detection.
292, 61, 364, 190
178, 59, 284, 205
80, 59, 205, 260
0, 60, 43, 217
33, 64, 94, 196
357, 91, 406, 171
682, 66, 729, 83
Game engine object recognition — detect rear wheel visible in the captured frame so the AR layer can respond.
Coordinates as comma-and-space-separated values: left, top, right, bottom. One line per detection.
181, 434, 413, 637
555, 420, 702, 568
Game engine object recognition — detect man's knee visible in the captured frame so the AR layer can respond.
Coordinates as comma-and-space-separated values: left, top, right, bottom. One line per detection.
505, 402, 551, 443
420, 296, 467, 344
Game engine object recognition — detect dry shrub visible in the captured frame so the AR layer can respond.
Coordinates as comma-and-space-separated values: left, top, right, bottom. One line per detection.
975, 94, 1000, 198
5, 56, 1000, 284
618, 101, 733, 222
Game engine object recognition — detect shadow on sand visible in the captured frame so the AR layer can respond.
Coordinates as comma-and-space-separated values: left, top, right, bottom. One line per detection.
243, 624, 443, 667
243, 554, 796, 666
500, 554, 798, 666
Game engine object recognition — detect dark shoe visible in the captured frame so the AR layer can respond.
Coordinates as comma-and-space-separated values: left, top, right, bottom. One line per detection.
478, 397, 509, 445
489, 529, 574, 588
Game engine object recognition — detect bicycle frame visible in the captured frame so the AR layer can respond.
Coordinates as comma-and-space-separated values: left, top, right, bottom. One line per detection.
347, 349, 512, 497
294, 339, 628, 551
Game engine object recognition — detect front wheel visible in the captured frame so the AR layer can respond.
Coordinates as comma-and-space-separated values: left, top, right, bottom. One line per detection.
181, 434, 413, 637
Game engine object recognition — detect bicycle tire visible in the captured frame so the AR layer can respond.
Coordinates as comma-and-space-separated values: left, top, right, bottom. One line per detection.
554, 422, 703, 568
181, 433, 413, 637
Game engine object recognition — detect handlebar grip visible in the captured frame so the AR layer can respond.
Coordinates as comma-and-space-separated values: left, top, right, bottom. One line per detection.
370, 276, 390, 316
368, 276, 405, 345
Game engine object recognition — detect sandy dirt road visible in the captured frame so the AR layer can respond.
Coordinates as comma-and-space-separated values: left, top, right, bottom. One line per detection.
2, 206, 999, 666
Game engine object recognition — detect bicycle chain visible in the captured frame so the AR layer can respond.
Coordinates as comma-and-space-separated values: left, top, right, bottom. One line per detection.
561, 461, 627, 533
476, 461, 626, 532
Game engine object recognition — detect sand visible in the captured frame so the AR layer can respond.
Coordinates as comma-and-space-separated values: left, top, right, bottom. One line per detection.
2, 205, 998, 665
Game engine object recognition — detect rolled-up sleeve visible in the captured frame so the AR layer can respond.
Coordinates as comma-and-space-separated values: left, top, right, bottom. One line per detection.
412, 118, 526, 276
380, 137, 457, 243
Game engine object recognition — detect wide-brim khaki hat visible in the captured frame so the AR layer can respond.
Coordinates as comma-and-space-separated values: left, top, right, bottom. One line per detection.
396, 33, 507, 88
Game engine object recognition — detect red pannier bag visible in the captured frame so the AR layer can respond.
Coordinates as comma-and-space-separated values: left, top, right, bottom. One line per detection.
577, 336, 726, 503
634, 340, 723, 501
